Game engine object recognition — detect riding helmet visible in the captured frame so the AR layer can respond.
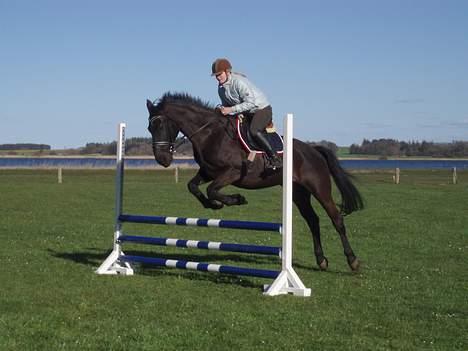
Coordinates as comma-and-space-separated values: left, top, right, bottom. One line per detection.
211, 58, 232, 76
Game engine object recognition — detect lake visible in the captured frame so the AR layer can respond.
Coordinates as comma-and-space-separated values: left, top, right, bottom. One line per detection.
1, 157, 467, 170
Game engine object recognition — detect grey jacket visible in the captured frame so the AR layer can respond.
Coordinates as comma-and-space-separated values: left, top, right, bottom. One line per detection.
218, 73, 270, 114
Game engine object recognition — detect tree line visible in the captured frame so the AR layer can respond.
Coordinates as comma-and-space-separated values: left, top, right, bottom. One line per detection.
80, 137, 152, 156
350, 139, 468, 157
0, 143, 51, 150
80, 138, 468, 157
3, 138, 467, 158
79, 137, 192, 156
79, 138, 339, 156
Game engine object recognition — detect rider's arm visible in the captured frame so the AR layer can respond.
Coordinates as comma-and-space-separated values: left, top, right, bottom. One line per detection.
229, 79, 257, 114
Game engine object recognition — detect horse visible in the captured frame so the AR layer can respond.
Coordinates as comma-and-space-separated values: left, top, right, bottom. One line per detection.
146, 92, 364, 271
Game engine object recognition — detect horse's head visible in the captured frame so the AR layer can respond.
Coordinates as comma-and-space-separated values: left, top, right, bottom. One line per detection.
146, 99, 179, 168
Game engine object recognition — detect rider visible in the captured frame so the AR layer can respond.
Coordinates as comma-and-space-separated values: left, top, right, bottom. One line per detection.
211, 58, 282, 170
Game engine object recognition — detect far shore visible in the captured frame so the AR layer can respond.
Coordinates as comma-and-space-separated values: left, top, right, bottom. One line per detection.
0, 154, 467, 161
0, 154, 193, 160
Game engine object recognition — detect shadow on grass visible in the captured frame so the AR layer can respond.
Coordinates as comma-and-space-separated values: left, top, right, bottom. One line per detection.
293, 261, 366, 277
49, 248, 107, 267
49, 248, 284, 289
49, 248, 360, 283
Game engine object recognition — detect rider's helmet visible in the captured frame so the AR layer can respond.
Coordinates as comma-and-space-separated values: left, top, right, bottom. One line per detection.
211, 58, 232, 76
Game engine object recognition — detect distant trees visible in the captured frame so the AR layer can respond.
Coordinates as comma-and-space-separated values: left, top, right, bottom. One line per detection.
350, 139, 468, 157
80, 142, 115, 155
4, 138, 467, 158
78, 137, 190, 156
79, 137, 153, 155
77, 138, 340, 156
0, 143, 51, 150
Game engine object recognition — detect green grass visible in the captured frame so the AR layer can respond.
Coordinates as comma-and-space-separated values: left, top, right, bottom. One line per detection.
0, 150, 44, 156
336, 146, 351, 157
336, 146, 375, 158
0, 169, 466, 350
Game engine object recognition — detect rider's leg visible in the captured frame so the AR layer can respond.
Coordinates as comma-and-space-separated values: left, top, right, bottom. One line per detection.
249, 106, 273, 137
249, 106, 282, 169
253, 132, 282, 169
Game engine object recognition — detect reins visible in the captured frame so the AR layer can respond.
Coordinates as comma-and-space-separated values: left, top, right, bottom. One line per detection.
187, 120, 213, 140
149, 102, 237, 154
149, 114, 214, 154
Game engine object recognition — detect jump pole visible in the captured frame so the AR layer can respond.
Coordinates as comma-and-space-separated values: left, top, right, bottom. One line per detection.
96, 115, 311, 297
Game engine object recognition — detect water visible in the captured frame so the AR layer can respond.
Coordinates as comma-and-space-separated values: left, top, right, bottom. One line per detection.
339, 159, 468, 170
1, 157, 467, 169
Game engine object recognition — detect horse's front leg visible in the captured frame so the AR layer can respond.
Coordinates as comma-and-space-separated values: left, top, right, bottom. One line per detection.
187, 170, 224, 209
206, 169, 248, 206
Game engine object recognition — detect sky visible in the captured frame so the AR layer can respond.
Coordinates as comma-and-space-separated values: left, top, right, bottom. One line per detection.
1, 0, 467, 148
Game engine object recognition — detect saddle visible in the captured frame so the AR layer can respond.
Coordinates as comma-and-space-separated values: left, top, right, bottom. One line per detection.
236, 115, 284, 154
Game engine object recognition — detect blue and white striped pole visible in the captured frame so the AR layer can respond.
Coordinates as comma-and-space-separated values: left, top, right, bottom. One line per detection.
120, 255, 280, 279
119, 235, 281, 256
119, 214, 281, 233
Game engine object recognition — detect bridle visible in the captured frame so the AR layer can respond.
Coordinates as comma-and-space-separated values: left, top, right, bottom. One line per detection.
149, 114, 214, 154
149, 115, 175, 152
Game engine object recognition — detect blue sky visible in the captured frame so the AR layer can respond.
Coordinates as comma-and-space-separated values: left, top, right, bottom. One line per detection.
1, 0, 467, 148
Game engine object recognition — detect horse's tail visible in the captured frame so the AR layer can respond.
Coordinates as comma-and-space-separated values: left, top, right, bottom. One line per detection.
314, 145, 364, 215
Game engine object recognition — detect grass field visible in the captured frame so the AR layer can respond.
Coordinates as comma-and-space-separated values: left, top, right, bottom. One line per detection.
0, 169, 466, 350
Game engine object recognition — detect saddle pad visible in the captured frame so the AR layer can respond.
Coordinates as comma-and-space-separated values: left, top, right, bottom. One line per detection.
236, 117, 284, 154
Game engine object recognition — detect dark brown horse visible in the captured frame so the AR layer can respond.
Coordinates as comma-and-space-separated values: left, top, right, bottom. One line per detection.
146, 92, 364, 271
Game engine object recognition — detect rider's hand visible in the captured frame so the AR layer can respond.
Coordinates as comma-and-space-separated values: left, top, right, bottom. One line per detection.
220, 106, 233, 115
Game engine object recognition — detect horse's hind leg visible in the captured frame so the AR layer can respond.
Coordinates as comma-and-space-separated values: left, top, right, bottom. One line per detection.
293, 184, 328, 270
187, 170, 223, 210
316, 192, 359, 271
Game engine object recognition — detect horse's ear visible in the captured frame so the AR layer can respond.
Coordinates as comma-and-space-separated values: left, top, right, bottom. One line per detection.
146, 99, 153, 111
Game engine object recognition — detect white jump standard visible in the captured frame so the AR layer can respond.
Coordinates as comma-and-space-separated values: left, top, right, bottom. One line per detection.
96, 115, 311, 297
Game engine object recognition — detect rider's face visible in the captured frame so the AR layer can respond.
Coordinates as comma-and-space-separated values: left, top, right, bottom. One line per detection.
215, 71, 228, 84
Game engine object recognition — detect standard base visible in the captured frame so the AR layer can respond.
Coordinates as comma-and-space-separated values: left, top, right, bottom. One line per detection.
95, 250, 134, 275
263, 269, 311, 297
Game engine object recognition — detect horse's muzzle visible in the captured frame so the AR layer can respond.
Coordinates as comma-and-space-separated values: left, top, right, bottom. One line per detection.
153, 147, 173, 168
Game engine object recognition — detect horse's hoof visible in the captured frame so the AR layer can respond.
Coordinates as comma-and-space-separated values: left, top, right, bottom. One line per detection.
208, 201, 224, 210
349, 257, 360, 271
318, 257, 328, 270
238, 195, 248, 205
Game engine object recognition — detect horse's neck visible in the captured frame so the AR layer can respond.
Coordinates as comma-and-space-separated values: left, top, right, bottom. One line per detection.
169, 107, 223, 144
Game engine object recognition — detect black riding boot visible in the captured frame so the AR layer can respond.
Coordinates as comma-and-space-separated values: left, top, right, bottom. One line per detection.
254, 132, 282, 169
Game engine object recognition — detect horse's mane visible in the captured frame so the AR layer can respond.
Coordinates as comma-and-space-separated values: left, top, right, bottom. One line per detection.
154, 92, 216, 114
152, 92, 235, 137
